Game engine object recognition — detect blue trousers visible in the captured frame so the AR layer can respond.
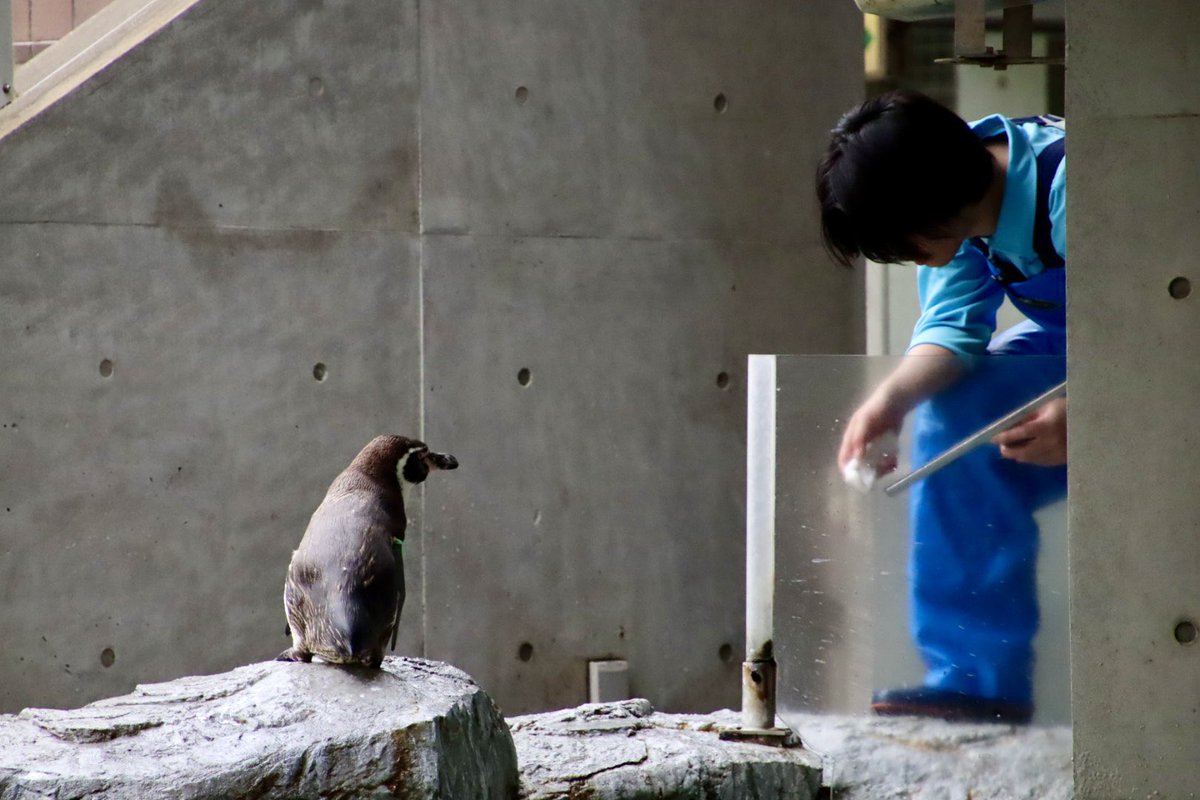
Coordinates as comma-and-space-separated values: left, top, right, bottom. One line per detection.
908, 321, 1066, 704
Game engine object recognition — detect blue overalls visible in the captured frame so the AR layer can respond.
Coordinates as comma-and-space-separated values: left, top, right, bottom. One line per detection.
907, 115, 1067, 705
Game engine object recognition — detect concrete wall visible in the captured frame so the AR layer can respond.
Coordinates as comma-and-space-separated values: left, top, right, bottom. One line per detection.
1068, 1, 1200, 794
0, 0, 863, 715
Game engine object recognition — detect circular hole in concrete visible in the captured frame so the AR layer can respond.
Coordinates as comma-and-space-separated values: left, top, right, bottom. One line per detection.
99, 359, 114, 378
1169, 276, 1192, 299
1175, 620, 1197, 645
713, 93, 728, 113
716, 372, 731, 389
718, 643, 734, 663
517, 368, 532, 387
750, 668, 763, 684
308, 77, 325, 98
515, 86, 529, 105
313, 363, 327, 382
518, 642, 534, 662
100, 647, 116, 668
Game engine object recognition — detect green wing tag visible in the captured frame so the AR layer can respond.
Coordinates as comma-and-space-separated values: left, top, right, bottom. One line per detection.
391, 537, 404, 560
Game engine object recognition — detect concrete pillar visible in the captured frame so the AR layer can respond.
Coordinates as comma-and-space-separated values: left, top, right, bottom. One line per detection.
1068, 1, 1200, 794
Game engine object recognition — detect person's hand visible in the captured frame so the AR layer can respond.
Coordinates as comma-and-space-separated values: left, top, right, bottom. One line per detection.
992, 397, 1067, 466
838, 392, 905, 476
837, 345, 962, 480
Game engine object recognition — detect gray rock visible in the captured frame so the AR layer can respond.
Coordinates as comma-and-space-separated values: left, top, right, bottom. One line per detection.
510, 699, 823, 800
789, 711, 1073, 800
0, 657, 519, 800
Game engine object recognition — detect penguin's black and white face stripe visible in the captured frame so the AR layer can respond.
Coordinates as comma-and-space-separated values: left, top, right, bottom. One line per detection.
397, 446, 459, 489
398, 447, 429, 487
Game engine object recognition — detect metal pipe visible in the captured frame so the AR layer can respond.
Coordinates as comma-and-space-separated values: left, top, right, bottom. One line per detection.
743, 355, 776, 729
883, 379, 1067, 496
741, 659, 776, 732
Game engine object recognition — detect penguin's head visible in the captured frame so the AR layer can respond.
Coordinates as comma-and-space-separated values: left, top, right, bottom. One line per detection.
397, 442, 459, 488
349, 435, 459, 489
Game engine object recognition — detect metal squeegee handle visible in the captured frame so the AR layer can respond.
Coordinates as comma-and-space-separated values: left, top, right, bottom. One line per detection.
882, 379, 1067, 497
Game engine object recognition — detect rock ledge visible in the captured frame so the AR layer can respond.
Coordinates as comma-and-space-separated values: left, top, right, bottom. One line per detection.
511, 699, 822, 800
0, 657, 518, 800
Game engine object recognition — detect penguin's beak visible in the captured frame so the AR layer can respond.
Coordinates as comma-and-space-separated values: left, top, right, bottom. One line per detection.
427, 451, 458, 471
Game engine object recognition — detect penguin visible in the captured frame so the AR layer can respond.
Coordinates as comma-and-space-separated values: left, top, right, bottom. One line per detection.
277, 435, 458, 668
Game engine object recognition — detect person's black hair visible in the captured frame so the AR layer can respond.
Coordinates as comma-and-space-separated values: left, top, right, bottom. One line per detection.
815, 89, 995, 266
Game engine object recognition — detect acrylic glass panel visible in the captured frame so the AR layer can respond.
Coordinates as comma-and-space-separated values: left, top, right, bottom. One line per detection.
766, 356, 1069, 746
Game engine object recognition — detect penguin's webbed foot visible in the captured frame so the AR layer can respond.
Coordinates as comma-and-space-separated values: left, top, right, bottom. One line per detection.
276, 648, 313, 663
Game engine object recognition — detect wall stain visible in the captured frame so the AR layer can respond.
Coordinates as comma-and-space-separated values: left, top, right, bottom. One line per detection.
153, 172, 340, 274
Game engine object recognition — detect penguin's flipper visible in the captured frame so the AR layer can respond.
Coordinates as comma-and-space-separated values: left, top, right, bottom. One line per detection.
389, 590, 402, 651
390, 536, 404, 652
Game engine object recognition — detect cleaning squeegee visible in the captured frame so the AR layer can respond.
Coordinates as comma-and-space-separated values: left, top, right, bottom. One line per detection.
882, 379, 1067, 497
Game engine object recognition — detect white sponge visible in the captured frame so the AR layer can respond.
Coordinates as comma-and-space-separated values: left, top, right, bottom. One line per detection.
841, 431, 899, 494
841, 457, 878, 493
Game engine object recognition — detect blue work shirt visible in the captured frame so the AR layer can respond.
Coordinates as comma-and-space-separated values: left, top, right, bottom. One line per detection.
908, 115, 1067, 361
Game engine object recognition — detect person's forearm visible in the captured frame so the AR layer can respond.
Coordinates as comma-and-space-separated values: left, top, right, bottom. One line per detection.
873, 344, 966, 413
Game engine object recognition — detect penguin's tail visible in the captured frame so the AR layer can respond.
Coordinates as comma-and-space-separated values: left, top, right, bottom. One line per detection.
326, 601, 377, 663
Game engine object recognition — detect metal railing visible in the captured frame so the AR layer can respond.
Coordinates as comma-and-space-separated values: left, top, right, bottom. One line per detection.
1, 0, 12, 109
0, 0, 203, 128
